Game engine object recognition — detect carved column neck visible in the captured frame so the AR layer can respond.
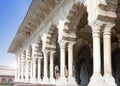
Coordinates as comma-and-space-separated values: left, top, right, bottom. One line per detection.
59, 42, 66, 49
68, 42, 76, 49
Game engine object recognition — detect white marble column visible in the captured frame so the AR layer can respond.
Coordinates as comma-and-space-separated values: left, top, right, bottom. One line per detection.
29, 60, 33, 83
103, 25, 116, 86
25, 49, 30, 82
17, 56, 21, 82
42, 51, 49, 84
21, 54, 25, 82
67, 42, 77, 85
32, 43, 39, 83
58, 42, 67, 85
37, 57, 41, 82
15, 56, 19, 82
50, 51, 55, 84
32, 58, 37, 82
25, 60, 29, 82
88, 24, 105, 86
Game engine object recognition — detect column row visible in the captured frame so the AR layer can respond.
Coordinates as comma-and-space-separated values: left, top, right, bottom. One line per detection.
15, 44, 42, 83
15, 41, 77, 85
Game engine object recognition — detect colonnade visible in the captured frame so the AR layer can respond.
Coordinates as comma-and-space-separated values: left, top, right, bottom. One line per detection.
15, 39, 77, 85
15, 22, 117, 86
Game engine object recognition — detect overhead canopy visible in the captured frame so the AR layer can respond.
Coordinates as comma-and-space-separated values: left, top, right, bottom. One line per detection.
8, 0, 60, 53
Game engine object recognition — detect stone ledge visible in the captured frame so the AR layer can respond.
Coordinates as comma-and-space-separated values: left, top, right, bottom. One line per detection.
15, 82, 55, 86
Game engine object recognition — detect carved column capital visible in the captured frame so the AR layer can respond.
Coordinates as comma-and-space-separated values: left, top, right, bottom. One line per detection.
59, 41, 66, 49
50, 51, 56, 55
103, 24, 114, 38
21, 53, 25, 62
89, 20, 104, 29
26, 49, 31, 59
32, 43, 39, 52
68, 42, 76, 50
89, 21, 104, 38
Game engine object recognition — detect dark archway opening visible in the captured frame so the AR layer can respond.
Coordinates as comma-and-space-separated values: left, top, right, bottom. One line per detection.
74, 43, 93, 85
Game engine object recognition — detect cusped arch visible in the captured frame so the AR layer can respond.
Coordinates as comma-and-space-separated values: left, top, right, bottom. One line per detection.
47, 25, 58, 45
64, 3, 87, 34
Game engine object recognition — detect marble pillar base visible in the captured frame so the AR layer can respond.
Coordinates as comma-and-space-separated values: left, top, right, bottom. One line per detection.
67, 76, 77, 85
104, 74, 117, 86
42, 76, 49, 84
56, 76, 67, 85
14, 79, 18, 83
32, 78, 37, 83
37, 79, 42, 83
25, 79, 29, 83
88, 73, 106, 86
20, 79, 25, 82
50, 77, 56, 84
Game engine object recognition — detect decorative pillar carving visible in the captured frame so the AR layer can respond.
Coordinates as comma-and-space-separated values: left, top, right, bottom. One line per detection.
50, 51, 55, 84
103, 24, 116, 86
42, 51, 49, 84
88, 22, 105, 86
67, 42, 77, 85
